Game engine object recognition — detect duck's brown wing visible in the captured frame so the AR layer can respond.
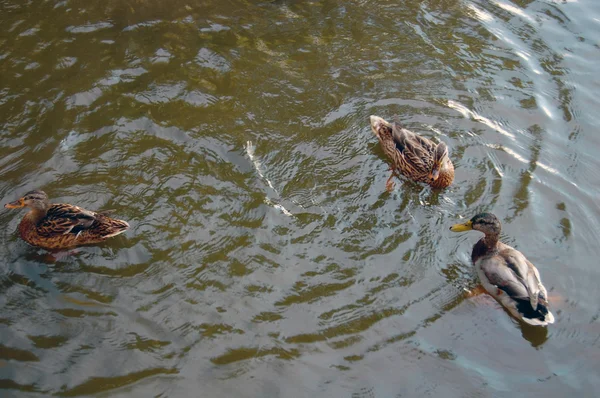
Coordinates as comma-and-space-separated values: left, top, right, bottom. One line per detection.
391, 123, 435, 174
36, 203, 99, 236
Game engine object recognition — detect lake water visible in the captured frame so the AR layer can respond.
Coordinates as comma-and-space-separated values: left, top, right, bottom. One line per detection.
1, 0, 599, 396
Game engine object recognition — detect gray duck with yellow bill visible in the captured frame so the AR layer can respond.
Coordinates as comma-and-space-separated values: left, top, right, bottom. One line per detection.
450, 213, 555, 326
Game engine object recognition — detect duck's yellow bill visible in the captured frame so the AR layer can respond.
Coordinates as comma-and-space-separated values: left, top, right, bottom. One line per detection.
4, 198, 25, 209
450, 220, 472, 232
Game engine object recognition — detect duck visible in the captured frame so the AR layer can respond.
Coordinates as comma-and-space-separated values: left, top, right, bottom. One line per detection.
450, 213, 555, 326
369, 115, 454, 190
4, 190, 129, 250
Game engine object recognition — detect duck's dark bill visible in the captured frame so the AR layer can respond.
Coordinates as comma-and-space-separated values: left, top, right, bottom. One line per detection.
4, 198, 25, 208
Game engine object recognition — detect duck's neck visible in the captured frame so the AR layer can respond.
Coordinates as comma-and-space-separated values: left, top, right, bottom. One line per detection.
380, 129, 393, 142
431, 160, 454, 189
481, 232, 500, 249
24, 207, 49, 225
472, 232, 500, 263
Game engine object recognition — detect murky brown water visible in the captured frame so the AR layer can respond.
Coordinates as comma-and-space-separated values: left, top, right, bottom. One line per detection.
1, 0, 599, 396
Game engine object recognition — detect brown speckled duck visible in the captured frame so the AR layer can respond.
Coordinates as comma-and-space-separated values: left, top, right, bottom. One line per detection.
450, 213, 555, 326
4, 190, 129, 250
370, 115, 454, 190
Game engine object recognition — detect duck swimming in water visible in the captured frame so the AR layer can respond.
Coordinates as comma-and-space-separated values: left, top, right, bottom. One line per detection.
450, 213, 555, 326
4, 190, 129, 250
369, 115, 454, 190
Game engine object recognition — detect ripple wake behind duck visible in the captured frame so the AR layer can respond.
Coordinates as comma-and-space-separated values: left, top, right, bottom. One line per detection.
245, 141, 293, 217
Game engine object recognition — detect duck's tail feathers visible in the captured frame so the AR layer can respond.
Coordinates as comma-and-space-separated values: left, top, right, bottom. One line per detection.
102, 219, 130, 238
517, 299, 555, 326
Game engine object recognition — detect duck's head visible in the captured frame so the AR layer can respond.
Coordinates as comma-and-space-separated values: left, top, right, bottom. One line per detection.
429, 142, 449, 182
4, 190, 50, 211
369, 115, 392, 140
450, 213, 501, 235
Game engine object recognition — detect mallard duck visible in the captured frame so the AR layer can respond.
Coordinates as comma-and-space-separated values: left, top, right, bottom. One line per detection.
369, 115, 454, 190
450, 213, 555, 326
4, 190, 129, 250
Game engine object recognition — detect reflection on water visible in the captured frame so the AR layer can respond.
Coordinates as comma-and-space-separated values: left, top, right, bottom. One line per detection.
1, 0, 600, 396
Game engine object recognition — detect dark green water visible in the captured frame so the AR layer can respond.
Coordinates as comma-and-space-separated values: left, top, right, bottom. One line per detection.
1, 0, 599, 396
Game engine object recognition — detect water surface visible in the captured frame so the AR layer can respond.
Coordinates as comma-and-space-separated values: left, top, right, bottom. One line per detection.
1, 0, 599, 396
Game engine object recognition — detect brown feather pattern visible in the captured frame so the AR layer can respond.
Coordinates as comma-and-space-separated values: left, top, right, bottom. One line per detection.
18, 203, 129, 250
370, 115, 454, 189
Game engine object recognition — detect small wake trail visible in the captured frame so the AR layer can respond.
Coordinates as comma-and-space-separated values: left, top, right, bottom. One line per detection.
245, 141, 293, 217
